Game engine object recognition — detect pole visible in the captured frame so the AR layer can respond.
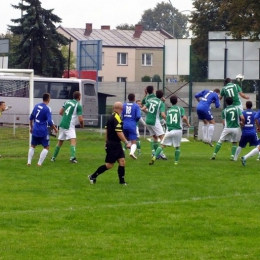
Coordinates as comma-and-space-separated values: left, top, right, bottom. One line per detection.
188, 45, 192, 119
67, 38, 71, 78
163, 45, 165, 95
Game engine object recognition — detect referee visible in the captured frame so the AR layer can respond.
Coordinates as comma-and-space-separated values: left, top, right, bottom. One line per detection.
88, 102, 131, 185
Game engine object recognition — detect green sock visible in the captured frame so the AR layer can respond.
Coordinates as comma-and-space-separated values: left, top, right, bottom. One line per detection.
231, 145, 237, 157
175, 148, 180, 162
70, 145, 76, 159
150, 140, 154, 154
137, 140, 141, 149
214, 142, 222, 154
53, 146, 60, 158
155, 147, 163, 157
154, 142, 159, 151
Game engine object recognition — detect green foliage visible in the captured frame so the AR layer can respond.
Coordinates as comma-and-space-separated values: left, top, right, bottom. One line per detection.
116, 23, 136, 30
8, 0, 69, 77
141, 75, 151, 82
152, 74, 162, 82
61, 45, 76, 70
1, 131, 260, 259
140, 2, 189, 38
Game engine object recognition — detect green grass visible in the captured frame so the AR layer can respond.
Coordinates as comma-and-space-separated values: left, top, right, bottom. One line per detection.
1, 130, 260, 259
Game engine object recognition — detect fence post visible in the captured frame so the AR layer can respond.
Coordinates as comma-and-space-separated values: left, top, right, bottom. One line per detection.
100, 114, 103, 137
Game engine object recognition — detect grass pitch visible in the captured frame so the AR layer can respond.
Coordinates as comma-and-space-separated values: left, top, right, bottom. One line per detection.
0, 130, 260, 259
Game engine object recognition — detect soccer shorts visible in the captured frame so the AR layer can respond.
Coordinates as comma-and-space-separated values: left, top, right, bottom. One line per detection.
105, 141, 125, 163
123, 127, 137, 141
146, 121, 164, 137
31, 135, 50, 147
196, 106, 213, 121
239, 133, 259, 148
218, 127, 241, 142
161, 129, 182, 147
58, 127, 76, 140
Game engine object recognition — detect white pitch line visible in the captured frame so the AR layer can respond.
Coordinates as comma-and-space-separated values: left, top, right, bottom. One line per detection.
0, 192, 259, 216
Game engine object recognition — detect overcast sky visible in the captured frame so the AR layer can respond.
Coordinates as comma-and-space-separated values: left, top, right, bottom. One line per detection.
1, 0, 193, 34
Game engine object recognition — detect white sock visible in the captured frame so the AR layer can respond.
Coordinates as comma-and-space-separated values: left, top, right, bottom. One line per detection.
208, 124, 214, 142
28, 147, 35, 164
202, 124, 208, 141
244, 147, 259, 160
234, 146, 242, 161
130, 144, 137, 155
38, 149, 48, 165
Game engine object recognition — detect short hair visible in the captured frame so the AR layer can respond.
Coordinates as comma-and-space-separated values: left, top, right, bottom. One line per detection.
246, 101, 253, 109
226, 97, 233, 105
136, 99, 141, 103
156, 90, 164, 99
128, 93, 135, 101
73, 91, 81, 100
0, 101, 5, 106
42, 93, 50, 102
146, 85, 154, 94
214, 88, 220, 94
224, 78, 232, 85
170, 95, 178, 105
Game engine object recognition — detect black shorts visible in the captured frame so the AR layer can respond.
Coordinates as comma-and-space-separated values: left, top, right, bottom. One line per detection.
105, 141, 125, 163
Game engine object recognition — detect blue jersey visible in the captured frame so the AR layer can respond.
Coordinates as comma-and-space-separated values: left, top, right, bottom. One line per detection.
242, 109, 257, 135
29, 102, 54, 137
195, 90, 220, 109
122, 102, 141, 129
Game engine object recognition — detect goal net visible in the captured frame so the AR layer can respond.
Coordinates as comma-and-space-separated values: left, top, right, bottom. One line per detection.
0, 69, 34, 157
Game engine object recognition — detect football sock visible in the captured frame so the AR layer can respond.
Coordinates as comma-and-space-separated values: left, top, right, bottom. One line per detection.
202, 124, 208, 141
150, 140, 154, 153
214, 142, 222, 154
70, 145, 76, 159
27, 147, 35, 164
231, 145, 237, 157
244, 147, 259, 160
38, 149, 48, 165
155, 147, 163, 157
53, 146, 60, 158
154, 142, 159, 151
234, 146, 242, 160
130, 143, 137, 155
91, 164, 108, 179
118, 165, 125, 183
137, 140, 141, 149
175, 148, 180, 162
208, 124, 214, 142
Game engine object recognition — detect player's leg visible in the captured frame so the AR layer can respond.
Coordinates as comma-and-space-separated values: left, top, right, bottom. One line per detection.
37, 146, 49, 166
28, 137, 37, 165
69, 138, 77, 163
51, 128, 66, 161
128, 128, 138, 159
173, 130, 182, 165
136, 126, 142, 154
211, 129, 228, 159
117, 157, 127, 185
207, 117, 215, 146
234, 135, 247, 161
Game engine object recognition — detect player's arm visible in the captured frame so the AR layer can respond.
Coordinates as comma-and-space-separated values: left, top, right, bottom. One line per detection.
59, 107, 64, 116
239, 92, 249, 100
117, 131, 131, 148
139, 117, 146, 126
141, 105, 148, 113
240, 114, 245, 126
182, 115, 190, 128
78, 115, 84, 128
29, 120, 33, 134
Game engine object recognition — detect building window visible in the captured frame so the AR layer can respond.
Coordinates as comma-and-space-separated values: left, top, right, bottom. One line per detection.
117, 77, 127, 82
117, 53, 128, 65
98, 76, 103, 82
142, 53, 152, 66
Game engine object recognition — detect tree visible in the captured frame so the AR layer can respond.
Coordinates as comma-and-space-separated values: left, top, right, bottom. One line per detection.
141, 75, 151, 82
140, 2, 189, 38
61, 45, 76, 70
116, 24, 136, 30
152, 74, 162, 82
8, 0, 69, 77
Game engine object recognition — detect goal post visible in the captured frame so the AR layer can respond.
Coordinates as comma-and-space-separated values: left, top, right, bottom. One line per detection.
0, 69, 34, 156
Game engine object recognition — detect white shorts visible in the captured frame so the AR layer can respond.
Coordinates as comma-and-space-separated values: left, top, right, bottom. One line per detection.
146, 121, 164, 137
58, 127, 76, 140
161, 129, 182, 147
136, 126, 140, 138
218, 127, 241, 142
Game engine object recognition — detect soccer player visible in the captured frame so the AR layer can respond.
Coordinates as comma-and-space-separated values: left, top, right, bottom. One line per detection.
142, 89, 166, 158
141, 85, 156, 106
195, 88, 220, 146
149, 95, 190, 165
233, 101, 258, 161
88, 102, 131, 185
122, 93, 141, 159
27, 93, 58, 166
220, 78, 249, 111
136, 100, 146, 155
51, 91, 83, 163
211, 97, 244, 160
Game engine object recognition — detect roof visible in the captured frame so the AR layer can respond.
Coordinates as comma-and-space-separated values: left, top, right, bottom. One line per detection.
58, 26, 173, 48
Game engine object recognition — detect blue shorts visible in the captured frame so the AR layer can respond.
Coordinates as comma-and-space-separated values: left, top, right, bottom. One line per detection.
31, 135, 50, 147
197, 107, 213, 121
239, 134, 259, 148
123, 127, 137, 141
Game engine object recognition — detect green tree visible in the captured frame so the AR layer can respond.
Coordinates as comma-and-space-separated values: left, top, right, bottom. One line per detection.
141, 75, 151, 82
116, 24, 136, 30
61, 45, 76, 70
8, 0, 69, 77
152, 74, 162, 82
140, 2, 189, 38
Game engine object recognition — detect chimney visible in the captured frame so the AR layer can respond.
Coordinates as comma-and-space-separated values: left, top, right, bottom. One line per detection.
84, 23, 92, 36
101, 25, 110, 30
133, 24, 143, 38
